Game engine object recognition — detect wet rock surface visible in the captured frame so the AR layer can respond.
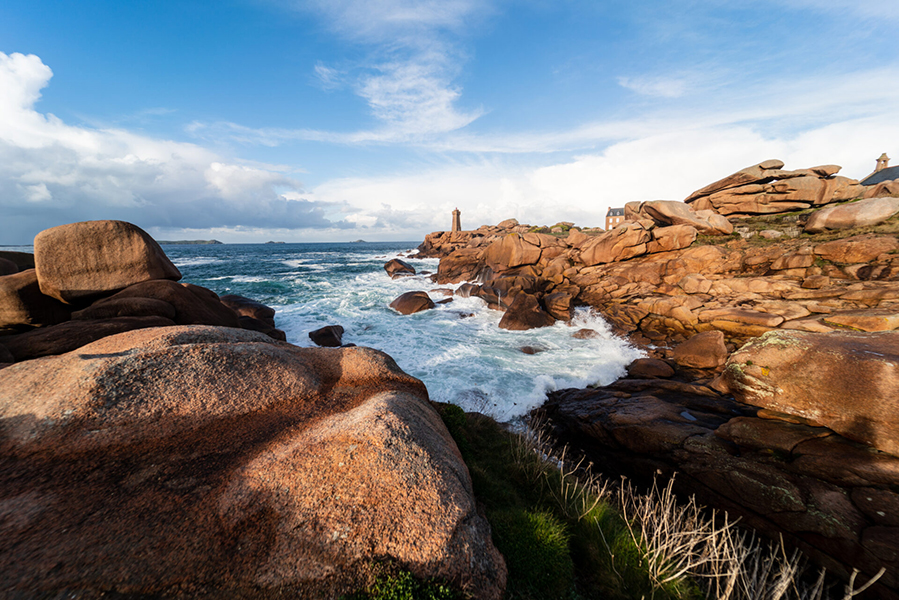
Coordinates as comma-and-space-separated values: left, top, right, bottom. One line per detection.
389, 290, 436, 315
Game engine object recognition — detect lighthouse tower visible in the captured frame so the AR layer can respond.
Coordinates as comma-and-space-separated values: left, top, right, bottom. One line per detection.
451, 208, 461, 232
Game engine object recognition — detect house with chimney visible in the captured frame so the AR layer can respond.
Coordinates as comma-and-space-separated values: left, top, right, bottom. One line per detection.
861, 152, 899, 186
605, 207, 625, 230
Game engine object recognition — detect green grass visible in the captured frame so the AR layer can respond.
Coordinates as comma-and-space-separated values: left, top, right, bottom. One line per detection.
436, 403, 704, 600
343, 565, 461, 600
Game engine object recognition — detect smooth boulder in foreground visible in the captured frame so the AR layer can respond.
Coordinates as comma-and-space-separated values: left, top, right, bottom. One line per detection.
0, 326, 506, 599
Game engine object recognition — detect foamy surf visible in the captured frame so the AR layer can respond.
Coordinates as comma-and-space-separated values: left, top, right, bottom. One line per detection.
163, 242, 643, 422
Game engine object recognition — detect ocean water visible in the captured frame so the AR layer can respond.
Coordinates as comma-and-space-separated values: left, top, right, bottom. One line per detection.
4, 242, 643, 422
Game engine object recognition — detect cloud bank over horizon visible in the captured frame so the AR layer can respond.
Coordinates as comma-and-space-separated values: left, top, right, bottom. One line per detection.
2, 0, 899, 244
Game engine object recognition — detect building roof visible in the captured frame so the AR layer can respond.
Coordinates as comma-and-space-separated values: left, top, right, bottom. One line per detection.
606, 207, 625, 217
861, 165, 899, 186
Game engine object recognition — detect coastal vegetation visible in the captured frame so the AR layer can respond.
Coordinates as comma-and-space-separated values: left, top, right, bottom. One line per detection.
418, 404, 883, 600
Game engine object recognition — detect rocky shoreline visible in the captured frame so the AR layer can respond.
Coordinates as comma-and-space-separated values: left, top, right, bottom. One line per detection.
400, 159, 899, 599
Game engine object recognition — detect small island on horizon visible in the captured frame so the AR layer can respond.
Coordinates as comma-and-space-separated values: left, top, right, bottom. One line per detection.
156, 239, 223, 245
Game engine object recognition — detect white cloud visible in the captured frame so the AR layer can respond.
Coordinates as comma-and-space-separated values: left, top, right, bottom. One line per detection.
0, 52, 347, 243
617, 75, 690, 98
261, 0, 490, 142
304, 113, 899, 239
313, 62, 343, 90
299, 0, 485, 42
356, 58, 482, 136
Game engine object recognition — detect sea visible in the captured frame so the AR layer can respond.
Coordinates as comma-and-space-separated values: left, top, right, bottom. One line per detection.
5, 242, 644, 422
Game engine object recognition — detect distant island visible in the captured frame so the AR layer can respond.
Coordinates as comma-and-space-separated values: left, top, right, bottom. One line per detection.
350, 239, 367, 243
265, 241, 286, 244
156, 240, 223, 245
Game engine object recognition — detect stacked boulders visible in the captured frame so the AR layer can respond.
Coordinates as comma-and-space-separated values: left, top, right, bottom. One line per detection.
0, 220, 283, 365
419, 218, 899, 341
684, 160, 867, 216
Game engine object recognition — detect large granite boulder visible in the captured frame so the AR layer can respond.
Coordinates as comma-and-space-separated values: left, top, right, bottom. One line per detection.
0, 326, 506, 599
579, 222, 651, 266
646, 224, 698, 253
724, 330, 899, 456
497, 293, 555, 331
483, 234, 542, 273
0, 269, 72, 328
0, 258, 17, 276
0, 315, 176, 361
814, 234, 899, 264
220, 294, 276, 326
685, 161, 866, 216
309, 324, 345, 347
685, 159, 785, 203
220, 294, 284, 340
389, 291, 435, 315
0, 250, 35, 272
629, 200, 733, 235
91, 279, 240, 327
437, 248, 486, 284
537, 377, 899, 598
671, 330, 728, 370
805, 197, 899, 233
384, 258, 416, 278
34, 220, 182, 304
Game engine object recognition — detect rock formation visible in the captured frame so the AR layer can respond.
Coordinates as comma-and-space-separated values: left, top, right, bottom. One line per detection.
406, 158, 899, 595
309, 324, 345, 347
34, 220, 183, 303
804, 196, 899, 233
0, 220, 285, 363
724, 330, 899, 456
0, 326, 506, 599
537, 366, 899, 599
384, 258, 416, 278
389, 291, 436, 315
684, 160, 867, 216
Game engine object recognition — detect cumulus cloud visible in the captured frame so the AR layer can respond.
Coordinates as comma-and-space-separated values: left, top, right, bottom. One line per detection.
0, 52, 348, 244
305, 111, 899, 239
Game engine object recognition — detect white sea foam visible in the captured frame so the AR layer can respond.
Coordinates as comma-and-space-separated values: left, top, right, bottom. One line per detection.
274, 254, 642, 422
169, 244, 642, 423
171, 256, 220, 267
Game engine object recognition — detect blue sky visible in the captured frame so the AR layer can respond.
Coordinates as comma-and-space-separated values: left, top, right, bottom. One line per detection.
2, 0, 899, 244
